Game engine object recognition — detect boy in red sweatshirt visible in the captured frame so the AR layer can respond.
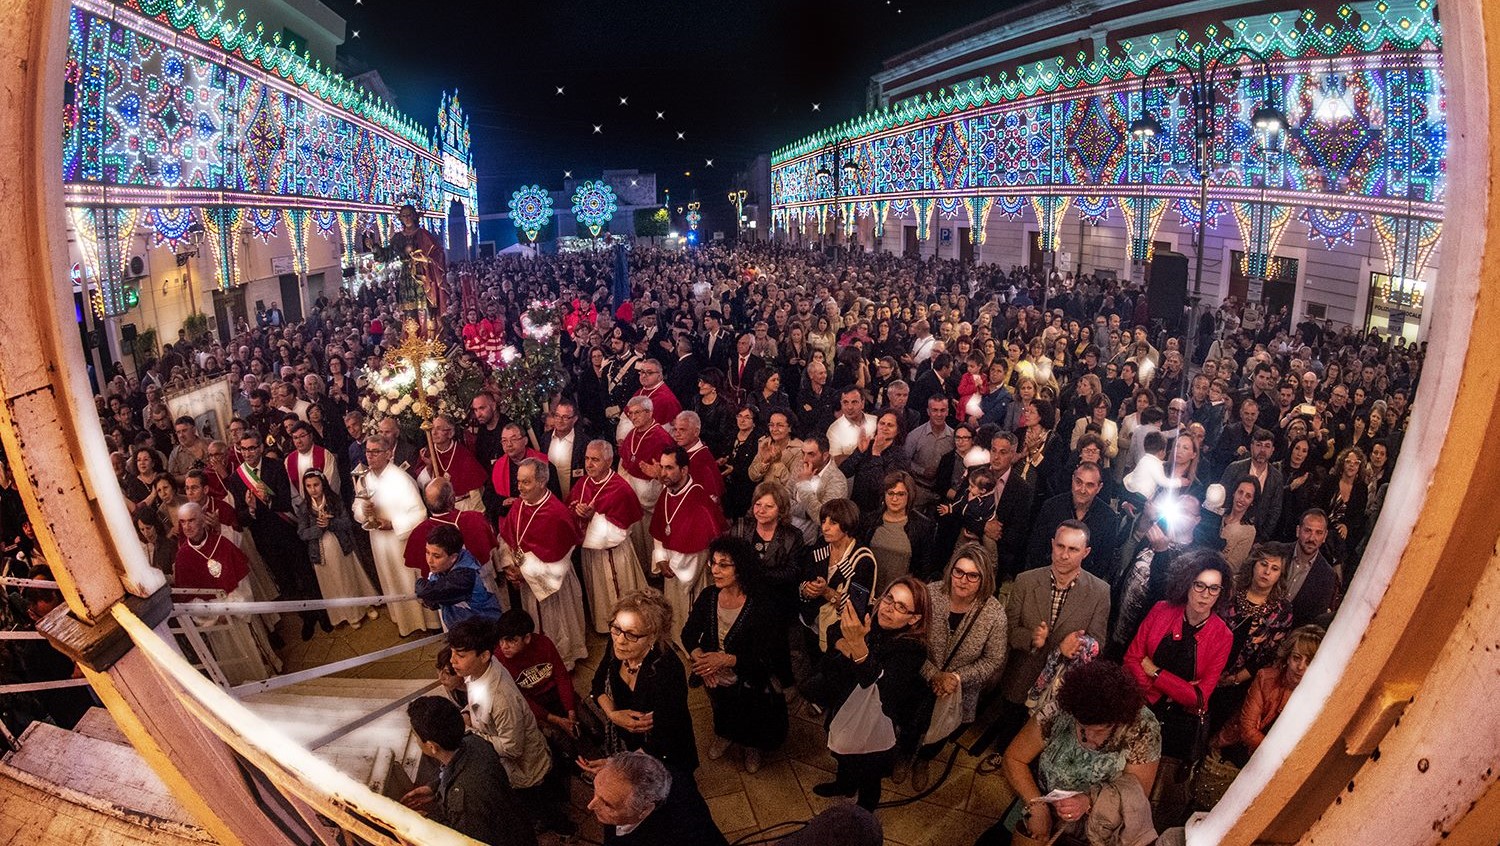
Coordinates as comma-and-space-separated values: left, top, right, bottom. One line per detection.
494, 609, 579, 744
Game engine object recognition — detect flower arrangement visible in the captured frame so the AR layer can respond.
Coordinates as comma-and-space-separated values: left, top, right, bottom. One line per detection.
360, 340, 490, 443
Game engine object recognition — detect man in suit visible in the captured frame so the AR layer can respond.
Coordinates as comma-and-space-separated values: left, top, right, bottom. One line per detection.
1218, 427, 1285, 541
700, 309, 732, 373
227, 429, 324, 640
1026, 462, 1120, 582
589, 750, 727, 846
979, 519, 1110, 757
981, 430, 1035, 580
725, 332, 764, 402
665, 334, 702, 408
539, 398, 589, 499
1287, 509, 1340, 626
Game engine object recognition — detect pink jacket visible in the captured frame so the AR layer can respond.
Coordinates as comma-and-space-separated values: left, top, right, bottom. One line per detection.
1124, 601, 1233, 713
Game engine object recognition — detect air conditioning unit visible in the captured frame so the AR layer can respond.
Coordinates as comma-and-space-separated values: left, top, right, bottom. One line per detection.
125, 251, 149, 279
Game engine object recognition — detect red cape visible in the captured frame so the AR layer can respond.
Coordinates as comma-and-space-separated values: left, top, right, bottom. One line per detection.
619, 424, 675, 480
174, 533, 250, 594
492, 449, 548, 499
404, 510, 498, 575
635, 383, 682, 426
499, 492, 581, 561
686, 442, 725, 498
649, 481, 725, 554
567, 471, 643, 530
425, 442, 488, 496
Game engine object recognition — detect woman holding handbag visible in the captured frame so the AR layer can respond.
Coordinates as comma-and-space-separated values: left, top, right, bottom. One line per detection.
802, 576, 931, 810
911, 544, 1008, 791
682, 535, 787, 773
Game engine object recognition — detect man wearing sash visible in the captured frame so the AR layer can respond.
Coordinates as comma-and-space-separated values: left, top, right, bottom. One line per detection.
567, 440, 645, 633
649, 446, 726, 647
499, 459, 586, 669
418, 415, 488, 513
672, 410, 726, 501
286, 421, 340, 506
353, 435, 440, 636
228, 431, 324, 641
617, 397, 675, 569
405, 478, 499, 583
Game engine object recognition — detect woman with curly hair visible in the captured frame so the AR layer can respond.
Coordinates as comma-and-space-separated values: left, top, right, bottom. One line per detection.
588, 588, 698, 774
998, 660, 1161, 845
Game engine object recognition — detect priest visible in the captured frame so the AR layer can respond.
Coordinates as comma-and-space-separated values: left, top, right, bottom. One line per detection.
649, 446, 726, 647
672, 410, 725, 501
567, 440, 645, 633
174, 502, 279, 683
417, 414, 488, 513
352, 435, 439, 636
499, 458, 587, 669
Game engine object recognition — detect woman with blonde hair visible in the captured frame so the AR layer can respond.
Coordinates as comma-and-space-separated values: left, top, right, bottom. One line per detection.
587, 588, 699, 773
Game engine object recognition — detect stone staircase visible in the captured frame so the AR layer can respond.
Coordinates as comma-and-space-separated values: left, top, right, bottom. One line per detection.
0, 678, 435, 843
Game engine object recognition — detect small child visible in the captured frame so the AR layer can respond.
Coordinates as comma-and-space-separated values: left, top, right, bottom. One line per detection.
940, 467, 998, 544
414, 524, 501, 630
956, 353, 988, 422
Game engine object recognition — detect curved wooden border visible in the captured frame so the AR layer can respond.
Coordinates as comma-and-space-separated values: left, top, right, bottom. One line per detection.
1, 1, 1497, 844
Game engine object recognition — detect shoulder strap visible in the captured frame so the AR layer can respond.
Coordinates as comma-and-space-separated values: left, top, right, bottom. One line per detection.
939, 604, 983, 671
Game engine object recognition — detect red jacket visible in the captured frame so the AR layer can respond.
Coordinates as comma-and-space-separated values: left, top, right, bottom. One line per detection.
1124, 601, 1233, 713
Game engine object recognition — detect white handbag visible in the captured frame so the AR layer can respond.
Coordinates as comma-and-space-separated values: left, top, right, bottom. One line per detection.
827, 672, 897, 755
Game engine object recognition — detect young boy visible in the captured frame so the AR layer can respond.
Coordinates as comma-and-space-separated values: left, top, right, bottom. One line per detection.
446, 618, 574, 837
494, 609, 580, 745
415, 524, 501, 630
401, 695, 537, 846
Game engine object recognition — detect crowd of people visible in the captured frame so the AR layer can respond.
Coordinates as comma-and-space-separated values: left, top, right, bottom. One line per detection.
39, 237, 1423, 843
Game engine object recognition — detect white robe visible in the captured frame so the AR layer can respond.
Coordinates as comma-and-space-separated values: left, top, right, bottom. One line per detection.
353, 465, 438, 636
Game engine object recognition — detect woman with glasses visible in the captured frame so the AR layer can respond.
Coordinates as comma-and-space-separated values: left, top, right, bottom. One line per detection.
802, 576, 932, 810
911, 544, 1008, 791
681, 536, 786, 773
588, 588, 698, 774
858, 470, 934, 588
1124, 549, 1234, 816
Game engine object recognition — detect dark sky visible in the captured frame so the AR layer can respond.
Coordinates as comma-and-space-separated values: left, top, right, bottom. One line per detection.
326, 0, 1016, 216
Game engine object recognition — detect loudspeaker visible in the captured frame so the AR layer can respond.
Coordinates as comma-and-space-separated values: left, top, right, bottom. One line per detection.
121, 322, 138, 343
1148, 251, 1190, 334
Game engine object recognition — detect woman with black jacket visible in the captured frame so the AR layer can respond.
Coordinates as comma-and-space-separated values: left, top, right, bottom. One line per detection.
589, 588, 699, 774
731, 482, 806, 688
858, 470, 936, 586
803, 575, 932, 810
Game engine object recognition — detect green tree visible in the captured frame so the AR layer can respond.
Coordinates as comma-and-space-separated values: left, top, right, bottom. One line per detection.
634, 207, 669, 238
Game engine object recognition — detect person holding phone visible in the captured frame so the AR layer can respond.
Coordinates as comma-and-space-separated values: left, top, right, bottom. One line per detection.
798, 498, 877, 661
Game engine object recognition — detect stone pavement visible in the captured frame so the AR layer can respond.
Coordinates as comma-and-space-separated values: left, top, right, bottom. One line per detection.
276, 615, 1017, 845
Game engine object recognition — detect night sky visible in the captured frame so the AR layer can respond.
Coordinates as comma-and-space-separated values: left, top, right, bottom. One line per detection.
326, 0, 1018, 222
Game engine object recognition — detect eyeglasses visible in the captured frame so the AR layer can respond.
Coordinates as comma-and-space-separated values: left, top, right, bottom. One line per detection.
951, 569, 982, 583
1191, 581, 1223, 596
885, 489, 909, 497
879, 595, 915, 615
609, 623, 647, 644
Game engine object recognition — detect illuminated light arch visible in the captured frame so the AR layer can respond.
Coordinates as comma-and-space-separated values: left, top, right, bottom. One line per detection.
571, 180, 617, 237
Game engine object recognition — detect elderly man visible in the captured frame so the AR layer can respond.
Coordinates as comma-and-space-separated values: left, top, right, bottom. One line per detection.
623, 358, 681, 439
285, 421, 339, 504
649, 446, 726, 647
353, 435, 439, 636
672, 410, 725, 500
568, 440, 646, 633
499, 459, 586, 668
404, 478, 498, 582
491, 423, 548, 519
418, 414, 488, 512
618, 396, 675, 567
174, 502, 279, 683
588, 751, 726, 846
826, 386, 876, 466
789, 434, 849, 545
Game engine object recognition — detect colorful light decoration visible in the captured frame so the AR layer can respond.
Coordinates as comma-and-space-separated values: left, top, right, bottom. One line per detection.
70, 206, 140, 316
572, 180, 618, 237
201, 207, 248, 291
509, 186, 554, 243
686, 201, 702, 232
770, 1, 1444, 261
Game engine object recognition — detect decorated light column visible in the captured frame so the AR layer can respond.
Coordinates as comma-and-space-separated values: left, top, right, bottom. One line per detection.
509, 185, 554, 245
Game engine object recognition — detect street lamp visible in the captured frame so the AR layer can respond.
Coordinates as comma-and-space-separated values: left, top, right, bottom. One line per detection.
1131, 45, 1286, 301
815, 139, 861, 251
176, 221, 208, 321
727, 189, 747, 236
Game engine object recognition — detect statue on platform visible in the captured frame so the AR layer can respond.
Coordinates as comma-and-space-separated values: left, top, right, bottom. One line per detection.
390, 203, 447, 334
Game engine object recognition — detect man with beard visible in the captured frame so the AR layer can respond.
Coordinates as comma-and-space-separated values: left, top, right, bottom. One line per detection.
649, 446, 726, 647
1286, 509, 1340, 626
285, 421, 339, 506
